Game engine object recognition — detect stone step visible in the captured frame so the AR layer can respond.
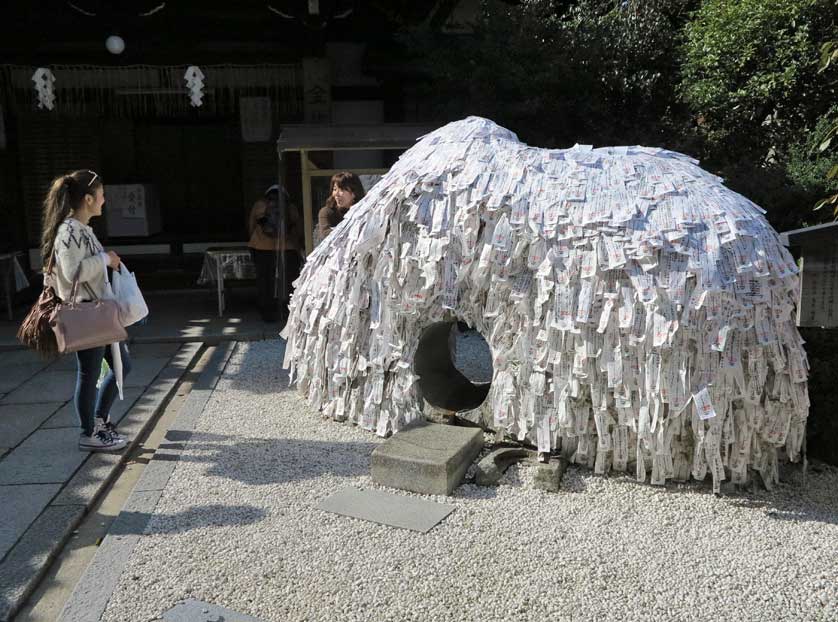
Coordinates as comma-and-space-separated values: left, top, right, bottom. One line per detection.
371, 422, 483, 496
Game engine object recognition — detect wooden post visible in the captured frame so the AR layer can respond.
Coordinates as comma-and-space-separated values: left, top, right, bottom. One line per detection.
301, 149, 314, 256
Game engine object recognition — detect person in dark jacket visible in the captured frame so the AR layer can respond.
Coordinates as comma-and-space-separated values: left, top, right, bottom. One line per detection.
247, 185, 303, 323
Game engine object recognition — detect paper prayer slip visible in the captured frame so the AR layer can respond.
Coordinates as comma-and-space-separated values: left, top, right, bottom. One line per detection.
282, 116, 809, 492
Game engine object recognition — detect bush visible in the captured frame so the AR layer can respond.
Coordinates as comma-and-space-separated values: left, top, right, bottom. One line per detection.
680, 0, 838, 164
787, 109, 838, 198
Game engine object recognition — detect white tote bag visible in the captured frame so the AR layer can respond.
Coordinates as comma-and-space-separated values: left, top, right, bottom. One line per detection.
99, 267, 125, 401
111, 262, 149, 327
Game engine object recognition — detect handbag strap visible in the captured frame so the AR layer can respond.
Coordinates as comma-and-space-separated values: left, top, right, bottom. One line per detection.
40, 250, 58, 295
45, 251, 55, 275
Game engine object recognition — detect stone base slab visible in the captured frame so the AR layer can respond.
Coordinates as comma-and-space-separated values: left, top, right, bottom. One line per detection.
371, 422, 483, 496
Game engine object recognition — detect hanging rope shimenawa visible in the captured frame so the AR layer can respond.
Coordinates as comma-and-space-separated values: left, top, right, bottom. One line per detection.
1, 64, 302, 118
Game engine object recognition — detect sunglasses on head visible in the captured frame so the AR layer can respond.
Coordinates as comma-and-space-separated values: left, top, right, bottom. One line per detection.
86, 170, 99, 187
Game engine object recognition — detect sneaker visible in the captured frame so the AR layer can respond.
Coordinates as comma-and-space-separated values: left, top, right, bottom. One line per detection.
79, 430, 127, 452
96, 418, 123, 441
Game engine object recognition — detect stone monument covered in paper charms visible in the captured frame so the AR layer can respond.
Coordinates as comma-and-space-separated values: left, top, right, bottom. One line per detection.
282, 117, 809, 492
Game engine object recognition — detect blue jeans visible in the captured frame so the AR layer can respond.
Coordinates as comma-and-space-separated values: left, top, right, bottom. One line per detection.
74, 342, 132, 436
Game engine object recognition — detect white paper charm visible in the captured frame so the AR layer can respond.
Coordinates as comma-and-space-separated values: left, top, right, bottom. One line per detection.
184, 65, 206, 107
31, 68, 56, 111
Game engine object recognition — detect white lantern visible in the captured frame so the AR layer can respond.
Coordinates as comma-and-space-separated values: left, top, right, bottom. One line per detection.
105, 35, 125, 55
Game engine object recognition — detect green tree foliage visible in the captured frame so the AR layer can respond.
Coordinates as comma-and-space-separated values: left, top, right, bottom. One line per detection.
401, 0, 698, 149
812, 41, 838, 218
680, 0, 838, 165
788, 106, 838, 196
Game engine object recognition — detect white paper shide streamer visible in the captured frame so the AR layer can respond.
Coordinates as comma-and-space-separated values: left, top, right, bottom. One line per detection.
31, 68, 56, 111
283, 117, 810, 492
184, 65, 205, 107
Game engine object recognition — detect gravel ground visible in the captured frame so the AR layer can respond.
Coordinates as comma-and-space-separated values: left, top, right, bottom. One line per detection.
101, 340, 838, 622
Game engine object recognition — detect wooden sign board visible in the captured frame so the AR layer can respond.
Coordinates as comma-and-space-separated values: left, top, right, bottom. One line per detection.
798, 243, 838, 327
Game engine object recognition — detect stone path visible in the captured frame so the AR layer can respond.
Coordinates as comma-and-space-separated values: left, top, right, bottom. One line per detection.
0, 342, 202, 621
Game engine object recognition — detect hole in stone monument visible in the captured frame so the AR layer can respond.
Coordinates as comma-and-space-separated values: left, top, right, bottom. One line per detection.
414, 320, 493, 412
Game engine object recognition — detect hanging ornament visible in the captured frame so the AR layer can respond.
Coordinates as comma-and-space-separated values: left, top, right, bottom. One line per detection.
31, 68, 56, 111
184, 65, 205, 107
105, 35, 126, 54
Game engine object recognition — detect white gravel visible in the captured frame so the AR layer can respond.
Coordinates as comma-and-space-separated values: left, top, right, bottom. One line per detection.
101, 340, 838, 622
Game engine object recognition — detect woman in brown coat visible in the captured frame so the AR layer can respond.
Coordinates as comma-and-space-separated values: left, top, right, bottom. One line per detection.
248, 185, 303, 323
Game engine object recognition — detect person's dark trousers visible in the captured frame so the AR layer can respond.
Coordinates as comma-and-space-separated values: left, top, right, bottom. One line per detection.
251, 248, 278, 322
278, 250, 303, 323
251, 248, 303, 323
74, 341, 133, 436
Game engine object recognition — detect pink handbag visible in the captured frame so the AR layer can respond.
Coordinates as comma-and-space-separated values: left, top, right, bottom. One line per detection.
50, 265, 127, 354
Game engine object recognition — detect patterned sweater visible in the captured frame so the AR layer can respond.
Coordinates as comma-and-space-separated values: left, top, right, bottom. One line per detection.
49, 218, 109, 302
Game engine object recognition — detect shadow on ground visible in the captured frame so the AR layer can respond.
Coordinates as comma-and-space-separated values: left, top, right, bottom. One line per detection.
221, 339, 295, 395
572, 464, 838, 527
723, 476, 838, 527
108, 503, 267, 537
155, 430, 377, 486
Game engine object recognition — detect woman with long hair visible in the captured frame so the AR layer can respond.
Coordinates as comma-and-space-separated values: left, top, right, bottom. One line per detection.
41, 169, 131, 452
317, 171, 365, 241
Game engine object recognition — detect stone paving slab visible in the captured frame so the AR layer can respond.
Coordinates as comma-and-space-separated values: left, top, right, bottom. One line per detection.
44, 355, 78, 372
316, 486, 456, 533
171, 344, 205, 366
45, 350, 173, 373
128, 343, 183, 359
26, 355, 171, 388
108, 488, 165, 535
0, 484, 61, 560
0, 342, 204, 622
0, 402, 63, 449
0, 371, 76, 405
0, 356, 166, 405
0, 504, 85, 622
51, 453, 124, 508
57, 491, 162, 622
102, 388, 145, 425
40, 403, 82, 431
116, 385, 180, 438
0, 363, 48, 393
132, 456, 178, 493
124, 357, 170, 388
0, 350, 48, 367
0, 428, 88, 485
163, 599, 264, 622
41, 388, 144, 429
50, 374, 182, 510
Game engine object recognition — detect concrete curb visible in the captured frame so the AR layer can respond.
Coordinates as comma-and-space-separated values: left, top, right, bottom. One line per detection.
130, 331, 276, 345
0, 328, 280, 353
57, 341, 237, 622
0, 342, 203, 622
